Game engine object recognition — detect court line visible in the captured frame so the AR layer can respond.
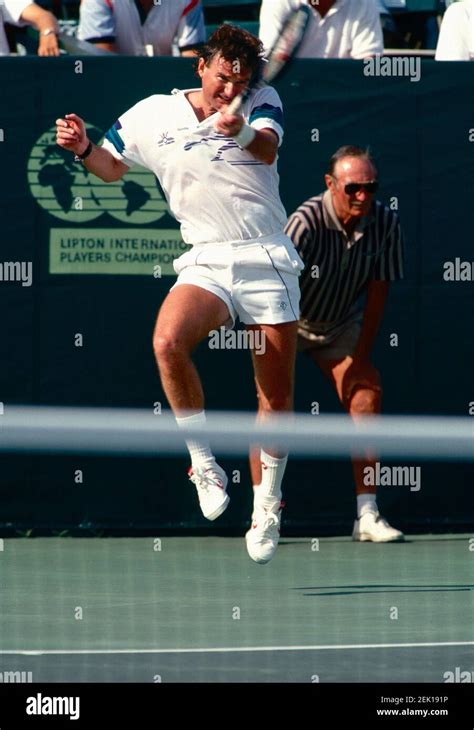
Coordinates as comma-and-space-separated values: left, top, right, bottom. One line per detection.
2, 641, 474, 655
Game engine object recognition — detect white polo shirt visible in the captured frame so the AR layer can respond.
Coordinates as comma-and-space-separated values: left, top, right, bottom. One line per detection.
78, 0, 205, 56
435, 0, 474, 60
0, 0, 30, 55
259, 0, 384, 59
101, 86, 287, 245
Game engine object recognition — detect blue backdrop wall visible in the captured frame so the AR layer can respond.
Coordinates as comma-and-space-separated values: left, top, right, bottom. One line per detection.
0, 57, 473, 533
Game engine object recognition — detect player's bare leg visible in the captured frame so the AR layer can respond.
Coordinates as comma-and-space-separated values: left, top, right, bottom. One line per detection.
153, 284, 231, 520
153, 284, 230, 413
246, 321, 298, 563
248, 321, 297, 481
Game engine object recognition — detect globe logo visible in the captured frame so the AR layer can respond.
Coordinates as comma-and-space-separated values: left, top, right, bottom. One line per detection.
28, 124, 170, 224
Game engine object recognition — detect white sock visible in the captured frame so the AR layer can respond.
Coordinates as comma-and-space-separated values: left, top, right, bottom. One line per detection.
255, 450, 287, 509
357, 493, 378, 518
175, 411, 215, 468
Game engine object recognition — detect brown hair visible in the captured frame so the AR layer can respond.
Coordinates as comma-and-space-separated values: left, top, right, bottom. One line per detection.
196, 24, 265, 83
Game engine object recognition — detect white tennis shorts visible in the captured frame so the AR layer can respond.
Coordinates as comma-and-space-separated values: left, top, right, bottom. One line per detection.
171, 232, 304, 328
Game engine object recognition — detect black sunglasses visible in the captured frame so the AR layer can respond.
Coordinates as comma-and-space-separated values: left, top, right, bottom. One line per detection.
343, 181, 379, 195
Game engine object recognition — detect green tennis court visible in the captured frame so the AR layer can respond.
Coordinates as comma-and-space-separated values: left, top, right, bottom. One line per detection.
1, 534, 472, 682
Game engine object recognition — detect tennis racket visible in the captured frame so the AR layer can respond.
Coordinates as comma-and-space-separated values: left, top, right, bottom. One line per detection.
227, 5, 311, 116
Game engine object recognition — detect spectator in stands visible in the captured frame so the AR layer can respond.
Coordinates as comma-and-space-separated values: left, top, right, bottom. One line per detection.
259, 0, 384, 59
377, 0, 410, 50
78, 0, 205, 56
436, 0, 473, 60
0, 0, 59, 55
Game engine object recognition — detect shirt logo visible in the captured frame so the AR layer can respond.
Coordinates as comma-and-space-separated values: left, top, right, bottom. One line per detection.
211, 140, 241, 161
184, 134, 243, 162
157, 132, 175, 147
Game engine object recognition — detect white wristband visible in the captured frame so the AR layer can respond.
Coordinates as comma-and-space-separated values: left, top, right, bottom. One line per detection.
233, 124, 256, 149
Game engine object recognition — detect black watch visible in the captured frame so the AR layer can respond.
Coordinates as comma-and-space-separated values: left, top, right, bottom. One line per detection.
74, 141, 93, 163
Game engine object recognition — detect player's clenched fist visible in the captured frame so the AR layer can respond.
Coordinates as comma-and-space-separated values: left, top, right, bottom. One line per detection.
215, 111, 244, 138
56, 113, 89, 156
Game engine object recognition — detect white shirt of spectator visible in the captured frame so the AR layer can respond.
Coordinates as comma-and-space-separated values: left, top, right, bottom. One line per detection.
0, 0, 30, 55
101, 86, 287, 245
435, 0, 474, 60
78, 0, 205, 56
259, 0, 384, 59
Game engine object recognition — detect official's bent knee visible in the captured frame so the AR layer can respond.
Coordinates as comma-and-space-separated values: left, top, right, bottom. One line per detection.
349, 387, 381, 416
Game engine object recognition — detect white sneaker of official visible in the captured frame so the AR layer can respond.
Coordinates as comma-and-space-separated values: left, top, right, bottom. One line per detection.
246, 500, 284, 564
352, 511, 404, 543
188, 463, 229, 521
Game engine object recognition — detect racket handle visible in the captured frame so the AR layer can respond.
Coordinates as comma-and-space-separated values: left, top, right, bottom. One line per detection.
227, 93, 243, 116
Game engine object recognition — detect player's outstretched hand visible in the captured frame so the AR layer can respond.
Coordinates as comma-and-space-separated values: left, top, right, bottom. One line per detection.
56, 113, 88, 155
215, 110, 244, 138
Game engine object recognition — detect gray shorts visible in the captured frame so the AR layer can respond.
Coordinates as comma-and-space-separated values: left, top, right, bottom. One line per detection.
298, 319, 362, 360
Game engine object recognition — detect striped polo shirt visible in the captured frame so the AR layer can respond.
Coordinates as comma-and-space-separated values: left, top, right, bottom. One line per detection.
285, 190, 404, 335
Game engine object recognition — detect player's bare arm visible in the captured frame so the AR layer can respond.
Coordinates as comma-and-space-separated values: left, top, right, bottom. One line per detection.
215, 111, 278, 165
55, 113, 128, 182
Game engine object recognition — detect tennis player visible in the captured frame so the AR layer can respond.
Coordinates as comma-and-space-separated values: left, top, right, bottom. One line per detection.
55, 25, 304, 564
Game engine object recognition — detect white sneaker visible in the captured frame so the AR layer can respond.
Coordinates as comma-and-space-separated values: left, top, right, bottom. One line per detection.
188, 463, 229, 521
352, 511, 404, 543
245, 500, 284, 564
